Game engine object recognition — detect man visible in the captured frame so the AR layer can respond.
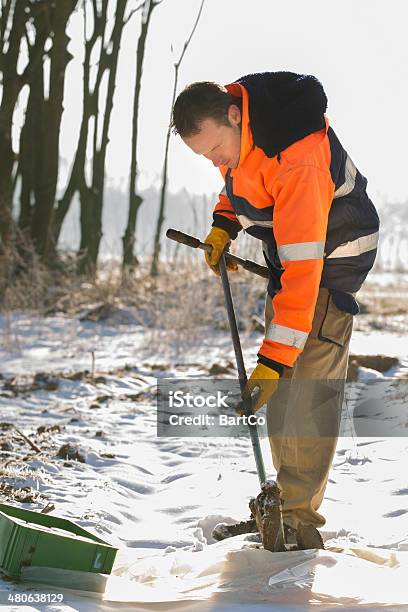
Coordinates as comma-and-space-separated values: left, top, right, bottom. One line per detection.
172, 72, 379, 549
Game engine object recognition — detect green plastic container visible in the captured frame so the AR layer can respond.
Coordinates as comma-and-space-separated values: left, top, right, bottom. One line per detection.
0, 503, 118, 578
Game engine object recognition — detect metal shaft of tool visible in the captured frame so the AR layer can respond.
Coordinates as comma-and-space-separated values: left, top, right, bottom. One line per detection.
218, 253, 267, 486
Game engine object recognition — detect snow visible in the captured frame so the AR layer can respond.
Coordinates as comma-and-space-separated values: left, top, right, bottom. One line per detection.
352, 330, 408, 358
1, 281, 408, 611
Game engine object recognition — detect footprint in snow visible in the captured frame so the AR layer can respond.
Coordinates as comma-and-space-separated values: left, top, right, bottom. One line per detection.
161, 472, 193, 484
383, 509, 408, 518
392, 487, 408, 496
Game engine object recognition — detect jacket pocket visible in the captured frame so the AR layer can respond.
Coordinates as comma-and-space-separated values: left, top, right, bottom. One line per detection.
318, 294, 353, 347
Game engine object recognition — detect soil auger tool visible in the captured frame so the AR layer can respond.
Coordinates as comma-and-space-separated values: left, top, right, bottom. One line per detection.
166, 228, 286, 552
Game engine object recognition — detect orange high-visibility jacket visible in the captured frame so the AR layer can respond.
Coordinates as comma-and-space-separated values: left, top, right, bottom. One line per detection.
212, 72, 379, 369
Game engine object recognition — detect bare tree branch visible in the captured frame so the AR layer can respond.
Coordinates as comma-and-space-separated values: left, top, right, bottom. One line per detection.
53, 0, 108, 245
123, 0, 144, 26
0, 0, 13, 53
174, 0, 204, 69
83, 0, 87, 41
122, 0, 159, 266
77, 0, 128, 274
91, 0, 97, 24
150, 0, 205, 275
18, 1, 52, 89
23, 22, 31, 52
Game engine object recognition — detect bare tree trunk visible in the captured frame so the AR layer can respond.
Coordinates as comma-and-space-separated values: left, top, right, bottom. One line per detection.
30, 0, 77, 260
52, 0, 108, 245
122, 0, 160, 268
150, 0, 205, 276
150, 96, 173, 276
18, 4, 51, 233
0, 0, 28, 248
78, 0, 128, 275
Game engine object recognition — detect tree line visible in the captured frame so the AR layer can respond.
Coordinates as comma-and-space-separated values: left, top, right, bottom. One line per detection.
0, 0, 204, 277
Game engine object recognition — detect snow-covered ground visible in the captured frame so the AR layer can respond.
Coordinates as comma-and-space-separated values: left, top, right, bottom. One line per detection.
1, 276, 408, 611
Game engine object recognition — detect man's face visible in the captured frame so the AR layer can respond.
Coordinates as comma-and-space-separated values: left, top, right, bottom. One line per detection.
182, 105, 241, 169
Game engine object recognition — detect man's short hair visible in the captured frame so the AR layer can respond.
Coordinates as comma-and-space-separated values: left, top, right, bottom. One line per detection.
172, 81, 241, 137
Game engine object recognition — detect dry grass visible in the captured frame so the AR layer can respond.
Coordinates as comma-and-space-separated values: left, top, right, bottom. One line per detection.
0, 240, 267, 357
3, 237, 408, 357
118, 255, 266, 357
0, 239, 50, 312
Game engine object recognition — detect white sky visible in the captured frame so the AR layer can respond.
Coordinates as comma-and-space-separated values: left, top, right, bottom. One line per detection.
60, 0, 408, 206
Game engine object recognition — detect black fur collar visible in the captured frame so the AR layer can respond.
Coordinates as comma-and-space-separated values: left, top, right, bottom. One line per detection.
235, 71, 328, 158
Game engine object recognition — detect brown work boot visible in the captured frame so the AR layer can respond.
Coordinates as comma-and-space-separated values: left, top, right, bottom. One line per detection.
249, 480, 282, 552
273, 523, 298, 552
274, 523, 324, 552
296, 523, 324, 550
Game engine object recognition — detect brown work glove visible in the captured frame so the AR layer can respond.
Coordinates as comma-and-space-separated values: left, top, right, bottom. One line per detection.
204, 227, 238, 275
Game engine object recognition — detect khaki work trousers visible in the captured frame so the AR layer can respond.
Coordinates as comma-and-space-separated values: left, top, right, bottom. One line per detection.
265, 287, 353, 530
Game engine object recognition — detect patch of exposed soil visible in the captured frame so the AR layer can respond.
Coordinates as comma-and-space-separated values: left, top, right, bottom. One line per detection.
348, 354, 399, 376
